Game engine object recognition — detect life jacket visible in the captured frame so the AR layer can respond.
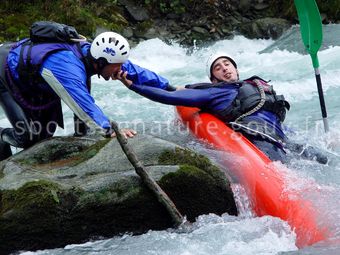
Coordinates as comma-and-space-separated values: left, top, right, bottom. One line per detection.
17, 38, 89, 85
185, 76, 290, 123
2, 39, 91, 128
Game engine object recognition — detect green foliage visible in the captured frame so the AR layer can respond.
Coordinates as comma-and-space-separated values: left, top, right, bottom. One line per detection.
0, 0, 127, 42
144, 0, 186, 14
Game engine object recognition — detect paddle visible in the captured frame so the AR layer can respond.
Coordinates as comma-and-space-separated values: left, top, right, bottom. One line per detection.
294, 0, 329, 132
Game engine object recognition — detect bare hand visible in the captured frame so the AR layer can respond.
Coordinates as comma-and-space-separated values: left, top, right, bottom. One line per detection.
112, 70, 133, 87
111, 128, 137, 138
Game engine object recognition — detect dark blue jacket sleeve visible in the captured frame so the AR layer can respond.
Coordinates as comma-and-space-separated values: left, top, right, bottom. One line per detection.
122, 60, 170, 90
129, 83, 211, 107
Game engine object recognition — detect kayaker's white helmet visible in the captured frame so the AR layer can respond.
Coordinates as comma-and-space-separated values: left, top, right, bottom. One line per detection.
206, 53, 237, 81
90, 31, 130, 64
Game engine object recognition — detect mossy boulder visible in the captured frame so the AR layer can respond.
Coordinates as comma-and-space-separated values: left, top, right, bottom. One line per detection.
0, 134, 237, 254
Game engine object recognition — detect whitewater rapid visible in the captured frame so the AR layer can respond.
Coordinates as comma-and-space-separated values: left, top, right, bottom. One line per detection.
3, 25, 339, 255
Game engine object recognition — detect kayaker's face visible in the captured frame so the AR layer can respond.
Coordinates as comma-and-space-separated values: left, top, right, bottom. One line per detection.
101, 63, 122, 80
211, 58, 239, 83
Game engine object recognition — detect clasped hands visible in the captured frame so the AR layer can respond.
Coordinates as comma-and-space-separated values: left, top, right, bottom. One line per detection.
111, 70, 132, 88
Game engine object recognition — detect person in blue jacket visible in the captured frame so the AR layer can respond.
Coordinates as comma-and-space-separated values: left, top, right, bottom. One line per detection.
0, 30, 171, 161
115, 53, 328, 164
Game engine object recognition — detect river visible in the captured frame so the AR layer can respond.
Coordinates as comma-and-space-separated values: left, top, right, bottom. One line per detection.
1, 25, 339, 255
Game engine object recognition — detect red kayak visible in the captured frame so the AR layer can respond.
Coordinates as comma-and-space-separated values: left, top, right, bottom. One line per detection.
176, 106, 331, 248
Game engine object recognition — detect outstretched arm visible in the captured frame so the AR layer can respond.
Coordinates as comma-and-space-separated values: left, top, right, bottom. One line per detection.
122, 60, 176, 90
116, 70, 211, 107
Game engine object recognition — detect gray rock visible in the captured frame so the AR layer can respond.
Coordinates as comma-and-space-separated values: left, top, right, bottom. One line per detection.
122, 27, 134, 39
120, 0, 149, 22
158, 27, 170, 37
0, 135, 237, 254
238, 18, 291, 39
144, 28, 159, 39
128, 0, 293, 47
192, 26, 209, 34
254, 3, 269, 11
260, 24, 340, 54
239, 0, 252, 13
133, 28, 146, 38
167, 19, 178, 28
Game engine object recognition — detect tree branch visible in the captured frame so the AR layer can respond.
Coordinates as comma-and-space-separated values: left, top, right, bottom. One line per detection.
110, 121, 184, 226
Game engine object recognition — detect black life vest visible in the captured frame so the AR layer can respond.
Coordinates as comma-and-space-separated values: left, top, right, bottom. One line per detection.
185, 76, 290, 123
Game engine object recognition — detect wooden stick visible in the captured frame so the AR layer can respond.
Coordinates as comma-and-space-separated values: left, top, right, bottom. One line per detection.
110, 121, 184, 226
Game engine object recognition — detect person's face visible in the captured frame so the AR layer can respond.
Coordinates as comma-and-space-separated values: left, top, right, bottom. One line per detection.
100, 63, 122, 80
211, 58, 239, 83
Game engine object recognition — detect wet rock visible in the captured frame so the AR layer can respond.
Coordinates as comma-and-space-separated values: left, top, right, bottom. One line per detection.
122, 27, 134, 39
238, 17, 291, 39
123, 0, 295, 46
254, 3, 270, 11
143, 27, 158, 39
120, 0, 150, 22
238, 0, 252, 13
192, 26, 209, 34
0, 135, 237, 254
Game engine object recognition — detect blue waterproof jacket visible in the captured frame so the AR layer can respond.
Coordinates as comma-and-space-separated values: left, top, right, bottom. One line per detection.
129, 83, 286, 140
6, 41, 170, 130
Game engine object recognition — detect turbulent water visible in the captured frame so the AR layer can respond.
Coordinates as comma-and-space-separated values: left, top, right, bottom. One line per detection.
2, 25, 340, 255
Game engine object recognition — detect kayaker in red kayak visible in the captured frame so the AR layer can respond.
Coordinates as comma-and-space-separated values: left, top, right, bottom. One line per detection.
115, 53, 328, 164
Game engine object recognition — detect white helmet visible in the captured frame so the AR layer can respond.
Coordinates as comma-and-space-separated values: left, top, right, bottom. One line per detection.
206, 53, 237, 81
90, 31, 130, 64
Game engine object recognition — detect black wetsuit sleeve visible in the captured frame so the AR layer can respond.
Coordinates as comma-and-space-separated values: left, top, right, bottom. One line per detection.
129, 83, 211, 108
